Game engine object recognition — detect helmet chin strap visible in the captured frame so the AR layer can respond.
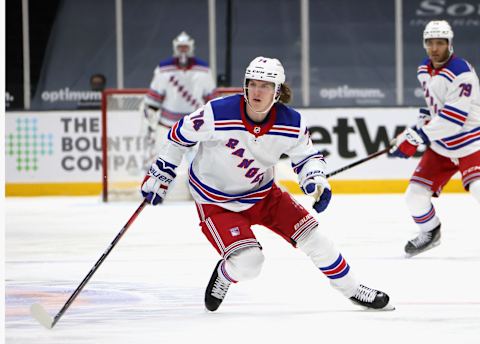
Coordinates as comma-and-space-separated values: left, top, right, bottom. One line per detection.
243, 87, 277, 115
245, 92, 276, 118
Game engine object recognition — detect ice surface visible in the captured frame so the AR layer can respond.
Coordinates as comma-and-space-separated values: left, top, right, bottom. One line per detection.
5, 194, 480, 343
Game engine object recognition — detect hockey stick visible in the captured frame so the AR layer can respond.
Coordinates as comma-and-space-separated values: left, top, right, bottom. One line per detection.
30, 199, 148, 329
325, 147, 390, 178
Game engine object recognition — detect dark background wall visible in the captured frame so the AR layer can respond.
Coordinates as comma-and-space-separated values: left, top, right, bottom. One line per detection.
6, 0, 480, 110
6, 0, 60, 109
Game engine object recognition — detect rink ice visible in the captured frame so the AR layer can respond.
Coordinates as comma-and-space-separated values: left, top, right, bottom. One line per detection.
4, 194, 480, 343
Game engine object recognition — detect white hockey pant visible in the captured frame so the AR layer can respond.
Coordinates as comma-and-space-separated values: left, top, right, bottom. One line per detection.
224, 247, 265, 282
297, 228, 358, 298
405, 183, 440, 232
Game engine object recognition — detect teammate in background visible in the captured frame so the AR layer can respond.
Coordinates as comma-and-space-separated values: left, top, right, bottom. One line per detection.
142, 31, 216, 148
141, 56, 394, 311
390, 20, 480, 257
141, 31, 216, 198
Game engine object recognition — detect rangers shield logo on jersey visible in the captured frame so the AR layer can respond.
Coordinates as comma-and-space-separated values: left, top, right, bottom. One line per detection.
229, 227, 241, 237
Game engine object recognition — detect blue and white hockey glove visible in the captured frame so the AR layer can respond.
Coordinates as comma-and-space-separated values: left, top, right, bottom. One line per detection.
390, 127, 429, 159
416, 108, 431, 129
301, 171, 332, 213
141, 158, 177, 205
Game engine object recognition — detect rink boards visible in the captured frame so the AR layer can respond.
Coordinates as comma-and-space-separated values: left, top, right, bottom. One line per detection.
5, 108, 464, 196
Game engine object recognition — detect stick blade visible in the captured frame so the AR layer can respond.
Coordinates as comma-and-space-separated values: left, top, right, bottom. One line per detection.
30, 303, 54, 329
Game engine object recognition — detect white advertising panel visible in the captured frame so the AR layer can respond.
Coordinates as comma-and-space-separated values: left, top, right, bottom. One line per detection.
302, 107, 420, 179
6, 107, 456, 194
6, 111, 102, 182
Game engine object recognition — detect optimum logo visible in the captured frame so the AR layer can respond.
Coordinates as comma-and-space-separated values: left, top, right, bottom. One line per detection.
6, 118, 54, 171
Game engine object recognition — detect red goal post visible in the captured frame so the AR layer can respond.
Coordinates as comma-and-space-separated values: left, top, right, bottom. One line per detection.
101, 87, 243, 202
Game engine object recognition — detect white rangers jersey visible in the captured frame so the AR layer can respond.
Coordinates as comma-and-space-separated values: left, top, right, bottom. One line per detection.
417, 55, 480, 158
157, 94, 326, 212
144, 57, 216, 127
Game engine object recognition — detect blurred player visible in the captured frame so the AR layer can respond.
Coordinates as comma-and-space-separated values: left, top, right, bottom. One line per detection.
141, 56, 394, 311
141, 31, 216, 197
390, 20, 480, 257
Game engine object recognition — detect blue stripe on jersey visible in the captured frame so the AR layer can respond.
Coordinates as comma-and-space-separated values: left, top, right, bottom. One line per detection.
444, 56, 471, 76
436, 127, 480, 150
158, 57, 175, 67
211, 95, 243, 121
266, 131, 299, 138
189, 167, 273, 203
158, 57, 209, 68
168, 118, 197, 147
274, 103, 302, 128
444, 104, 468, 116
438, 73, 453, 82
210, 95, 302, 131
438, 104, 468, 126
438, 113, 464, 126
419, 108, 431, 116
191, 58, 209, 67
175, 119, 196, 144
215, 126, 247, 132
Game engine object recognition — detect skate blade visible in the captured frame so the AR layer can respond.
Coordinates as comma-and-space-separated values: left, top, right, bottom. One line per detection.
381, 303, 396, 311
359, 303, 396, 312
404, 240, 441, 258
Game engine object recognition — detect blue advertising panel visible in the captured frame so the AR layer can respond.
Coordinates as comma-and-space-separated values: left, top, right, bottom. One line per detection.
309, 0, 396, 106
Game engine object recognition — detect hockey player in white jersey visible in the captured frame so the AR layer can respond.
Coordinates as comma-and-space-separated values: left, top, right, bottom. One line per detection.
143, 31, 216, 131
390, 20, 480, 257
141, 56, 394, 311
141, 31, 216, 197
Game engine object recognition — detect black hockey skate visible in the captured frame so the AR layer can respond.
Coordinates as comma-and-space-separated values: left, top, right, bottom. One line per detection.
404, 224, 441, 258
350, 284, 394, 311
205, 260, 231, 312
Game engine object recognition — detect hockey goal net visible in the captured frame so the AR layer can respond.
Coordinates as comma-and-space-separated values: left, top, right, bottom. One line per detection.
101, 87, 243, 202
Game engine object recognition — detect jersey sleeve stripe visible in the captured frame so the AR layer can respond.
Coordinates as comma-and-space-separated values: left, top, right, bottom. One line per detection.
439, 108, 468, 126
167, 119, 197, 147
291, 152, 325, 174
437, 127, 480, 150
444, 104, 468, 116
146, 89, 165, 102
161, 109, 190, 123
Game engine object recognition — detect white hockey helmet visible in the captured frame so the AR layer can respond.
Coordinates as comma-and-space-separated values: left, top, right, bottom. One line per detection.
173, 31, 194, 57
423, 20, 454, 53
244, 56, 286, 102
